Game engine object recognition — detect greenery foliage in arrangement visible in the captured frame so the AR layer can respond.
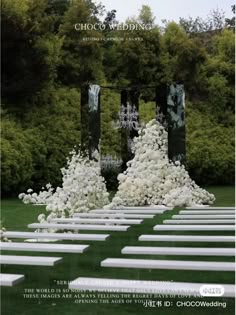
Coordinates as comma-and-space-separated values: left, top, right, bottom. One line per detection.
1, 0, 235, 195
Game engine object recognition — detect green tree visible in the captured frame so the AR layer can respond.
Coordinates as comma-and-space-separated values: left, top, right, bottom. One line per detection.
225, 5, 235, 28
138, 5, 155, 24
108, 28, 162, 87
161, 22, 206, 90
58, 0, 105, 86
179, 8, 226, 33
1, 0, 63, 103
205, 29, 235, 112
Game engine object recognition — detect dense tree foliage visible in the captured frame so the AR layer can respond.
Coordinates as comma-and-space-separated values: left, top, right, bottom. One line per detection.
1, 0, 235, 195
179, 8, 226, 33
1, 118, 33, 194
186, 103, 234, 185
1, 0, 63, 104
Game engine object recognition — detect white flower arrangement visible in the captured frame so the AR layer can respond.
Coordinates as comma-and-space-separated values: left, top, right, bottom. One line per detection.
19, 184, 54, 205
107, 119, 215, 208
19, 149, 109, 220
19, 120, 215, 222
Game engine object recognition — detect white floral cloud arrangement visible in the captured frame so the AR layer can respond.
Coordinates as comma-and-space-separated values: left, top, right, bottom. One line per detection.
19, 149, 109, 219
106, 120, 215, 209
19, 120, 215, 221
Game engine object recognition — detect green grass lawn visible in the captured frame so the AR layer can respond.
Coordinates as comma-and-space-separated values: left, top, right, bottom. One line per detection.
1, 186, 235, 315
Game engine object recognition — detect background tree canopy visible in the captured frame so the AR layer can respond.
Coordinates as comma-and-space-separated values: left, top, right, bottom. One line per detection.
1, 0, 235, 195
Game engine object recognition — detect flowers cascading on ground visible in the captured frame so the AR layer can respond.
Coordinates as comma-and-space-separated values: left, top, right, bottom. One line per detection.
19, 149, 109, 221
19, 183, 54, 205
106, 120, 215, 208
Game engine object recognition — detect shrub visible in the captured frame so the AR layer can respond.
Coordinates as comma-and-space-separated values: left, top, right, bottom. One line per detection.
186, 105, 235, 185
1, 118, 33, 195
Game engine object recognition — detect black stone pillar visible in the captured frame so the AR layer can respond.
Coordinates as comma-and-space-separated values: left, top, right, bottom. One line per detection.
81, 85, 101, 160
81, 85, 89, 154
156, 84, 167, 118
167, 84, 186, 164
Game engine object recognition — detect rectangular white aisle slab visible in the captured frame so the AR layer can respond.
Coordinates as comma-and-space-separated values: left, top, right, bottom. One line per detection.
180, 210, 235, 214
73, 213, 155, 219
172, 215, 235, 219
139, 235, 235, 242
121, 246, 235, 256
186, 207, 235, 210
69, 277, 235, 298
124, 206, 173, 210
101, 258, 234, 271
3, 231, 109, 241
28, 223, 130, 231
0, 255, 62, 266
90, 209, 165, 214
50, 218, 142, 225
163, 219, 235, 224
0, 242, 89, 253
154, 225, 235, 231
0, 274, 25, 287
